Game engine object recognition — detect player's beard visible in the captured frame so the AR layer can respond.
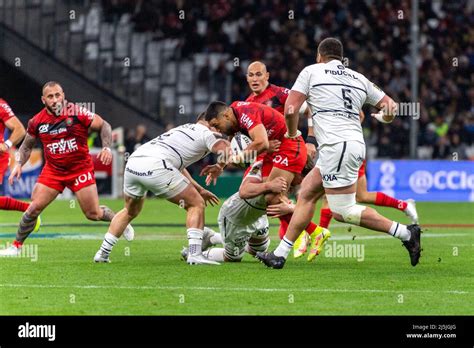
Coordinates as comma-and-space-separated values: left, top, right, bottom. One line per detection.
46, 101, 64, 116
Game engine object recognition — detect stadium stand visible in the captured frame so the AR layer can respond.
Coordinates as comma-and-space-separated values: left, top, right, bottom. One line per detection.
0, 0, 473, 159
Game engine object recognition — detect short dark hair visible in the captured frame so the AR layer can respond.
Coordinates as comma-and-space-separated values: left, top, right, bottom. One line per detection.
204, 101, 228, 121
318, 38, 343, 60
42, 81, 62, 94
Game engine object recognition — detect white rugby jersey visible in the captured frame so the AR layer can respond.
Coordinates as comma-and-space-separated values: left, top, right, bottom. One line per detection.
130, 123, 222, 169
292, 59, 385, 146
221, 161, 267, 226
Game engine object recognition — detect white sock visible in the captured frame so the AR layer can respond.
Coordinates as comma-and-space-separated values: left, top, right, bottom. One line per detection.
187, 228, 203, 256
389, 222, 410, 241
210, 233, 223, 245
274, 237, 293, 258
100, 232, 119, 255
203, 248, 225, 262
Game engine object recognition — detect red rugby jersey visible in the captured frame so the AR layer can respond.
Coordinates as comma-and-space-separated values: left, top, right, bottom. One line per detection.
0, 98, 15, 163
27, 103, 95, 173
230, 101, 287, 140
245, 84, 289, 114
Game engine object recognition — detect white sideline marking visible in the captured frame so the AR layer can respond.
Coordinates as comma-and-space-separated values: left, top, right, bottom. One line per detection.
0, 283, 469, 295
0, 232, 467, 241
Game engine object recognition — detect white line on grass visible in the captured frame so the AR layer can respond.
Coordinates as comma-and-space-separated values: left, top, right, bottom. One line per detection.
0, 283, 469, 295
0, 232, 467, 241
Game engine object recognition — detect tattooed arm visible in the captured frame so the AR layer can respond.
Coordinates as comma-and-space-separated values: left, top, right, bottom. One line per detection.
89, 115, 113, 165
9, 133, 36, 185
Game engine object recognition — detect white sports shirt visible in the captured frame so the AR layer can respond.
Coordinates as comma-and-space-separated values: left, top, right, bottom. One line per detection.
292, 59, 385, 147
130, 123, 222, 169
220, 160, 267, 226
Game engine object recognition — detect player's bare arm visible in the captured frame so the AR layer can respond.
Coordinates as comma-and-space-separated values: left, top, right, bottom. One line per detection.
266, 197, 296, 218
89, 114, 112, 165
200, 138, 231, 186
8, 133, 36, 184
245, 124, 269, 155
182, 168, 219, 206
0, 116, 26, 153
372, 95, 397, 123
239, 176, 287, 199
284, 90, 307, 137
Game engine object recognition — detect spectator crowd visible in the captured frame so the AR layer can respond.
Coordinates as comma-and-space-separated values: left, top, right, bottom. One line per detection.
101, 0, 474, 159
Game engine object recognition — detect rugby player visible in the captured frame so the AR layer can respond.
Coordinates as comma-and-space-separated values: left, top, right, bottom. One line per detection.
93, 113, 231, 265
0, 98, 38, 220
0, 81, 132, 257
256, 38, 422, 269
245, 61, 325, 248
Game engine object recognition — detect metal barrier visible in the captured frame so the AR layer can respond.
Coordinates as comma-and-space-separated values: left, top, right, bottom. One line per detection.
0, 0, 232, 122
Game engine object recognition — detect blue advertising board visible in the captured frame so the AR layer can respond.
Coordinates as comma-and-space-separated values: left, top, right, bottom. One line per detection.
367, 160, 474, 202
2, 149, 43, 199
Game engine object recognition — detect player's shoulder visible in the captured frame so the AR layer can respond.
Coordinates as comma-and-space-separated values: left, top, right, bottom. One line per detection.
28, 108, 47, 123
0, 98, 15, 118
345, 65, 368, 81
302, 63, 321, 72
270, 84, 290, 95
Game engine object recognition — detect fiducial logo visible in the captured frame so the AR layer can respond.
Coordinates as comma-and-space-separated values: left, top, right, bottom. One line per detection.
379, 161, 396, 197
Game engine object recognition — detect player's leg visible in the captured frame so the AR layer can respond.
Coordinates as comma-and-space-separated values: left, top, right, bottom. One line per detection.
319, 194, 333, 229
94, 194, 145, 263
167, 184, 219, 265
0, 183, 59, 256
74, 184, 113, 221
356, 174, 418, 224
73, 173, 135, 242
0, 196, 30, 212
321, 141, 421, 266
256, 166, 325, 268
246, 215, 270, 256
207, 218, 248, 262
0, 169, 29, 212
265, 167, 319, 238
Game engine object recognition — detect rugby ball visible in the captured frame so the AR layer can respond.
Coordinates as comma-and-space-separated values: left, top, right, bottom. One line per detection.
230, 132, 252, 155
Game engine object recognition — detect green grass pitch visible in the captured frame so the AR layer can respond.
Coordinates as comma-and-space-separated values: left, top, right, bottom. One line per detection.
0, 199, 473, 315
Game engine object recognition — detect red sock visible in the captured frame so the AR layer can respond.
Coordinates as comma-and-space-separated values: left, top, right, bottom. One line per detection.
305, 221, 317, 235
319, 208, 333, 228
375, 192, 407, 211
278, 216, 289, 239
0, 196, 29, 212
278, 214, 318, 238
12, 240, 23, 248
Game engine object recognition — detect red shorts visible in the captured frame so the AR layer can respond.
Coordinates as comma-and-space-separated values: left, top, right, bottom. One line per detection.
358, 159, 367, 178
245, 135, 307, 178
37, 165, 96, 193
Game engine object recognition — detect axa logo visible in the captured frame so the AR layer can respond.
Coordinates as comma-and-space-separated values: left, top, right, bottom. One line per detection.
38, 124, 49, 134
323, 174, 338, 181
240, 113, 254, 129
46, 138, 78, 154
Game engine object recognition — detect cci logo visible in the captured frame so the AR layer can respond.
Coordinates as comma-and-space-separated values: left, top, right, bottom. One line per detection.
379, 161, 395, 197
409, 170, 474, 194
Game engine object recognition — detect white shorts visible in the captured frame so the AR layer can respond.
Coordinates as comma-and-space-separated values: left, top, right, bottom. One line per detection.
316, 141, 365, 188
124, 156, 190, 199
218, 213, 269, 260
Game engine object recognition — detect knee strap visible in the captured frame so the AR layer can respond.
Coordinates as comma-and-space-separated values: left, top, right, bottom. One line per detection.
326, 193, 366, 225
